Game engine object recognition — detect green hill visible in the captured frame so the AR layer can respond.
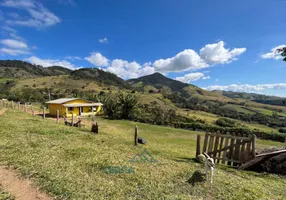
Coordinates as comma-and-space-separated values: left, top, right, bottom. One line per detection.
218, 91, 286, 106
71, 68, 131, 89
0, 60, 72, 77
128, 72, 189, 91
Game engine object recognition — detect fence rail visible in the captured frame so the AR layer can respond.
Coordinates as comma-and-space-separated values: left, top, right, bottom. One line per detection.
196, 132, 256, 166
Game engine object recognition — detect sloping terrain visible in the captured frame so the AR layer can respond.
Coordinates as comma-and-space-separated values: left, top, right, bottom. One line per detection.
0, 108, 286, 199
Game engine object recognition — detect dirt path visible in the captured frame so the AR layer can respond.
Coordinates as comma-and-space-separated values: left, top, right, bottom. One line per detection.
0, 109, 53, 200
0, 167, 52, 200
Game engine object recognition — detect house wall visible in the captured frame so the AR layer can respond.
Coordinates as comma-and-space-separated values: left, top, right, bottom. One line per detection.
48, 99, 102, 117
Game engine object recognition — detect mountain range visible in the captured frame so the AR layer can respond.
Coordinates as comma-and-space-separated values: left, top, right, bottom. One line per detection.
0, 59, 285, 106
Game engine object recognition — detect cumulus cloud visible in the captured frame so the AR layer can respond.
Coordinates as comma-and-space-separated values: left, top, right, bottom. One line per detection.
153, 49, 208, 73
26, 56, 80, 70
98, 38, 108, 44
260, 45, 286, 60
175, 73, 210, 83
85, 52, 109, 67
85, 41, 246, 79
1, 0, 61, 28
106, 59, 154, 79
0, 39, 28, 49
200, 41, 246, 65
204, 83, 286, 92
153, 41, 246, 73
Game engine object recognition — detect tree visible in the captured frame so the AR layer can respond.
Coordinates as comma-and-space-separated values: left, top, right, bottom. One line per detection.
276, 47, 286, 61
117, 93, 140, 119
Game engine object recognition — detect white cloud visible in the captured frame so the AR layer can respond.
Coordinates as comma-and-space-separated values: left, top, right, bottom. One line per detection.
57, 0, 77, 7
2, 26, 17, 33
1, 0, 35, 8
98, 38, 108, 44
200, 41, 246, 65
1, 0, 61, 28
105, 59, 154, 79
153, 49, 208, 73
175, 72, 210, 83
85, 41, 246, 79
260, 45, 286, 60
26, 56, 80, 70
153, 41, 246, 73
0, 39, 28, 49
65, 56, 82, 61
204, 83, 286, 92
0, 48, 30, 55
85, 52, 109, 67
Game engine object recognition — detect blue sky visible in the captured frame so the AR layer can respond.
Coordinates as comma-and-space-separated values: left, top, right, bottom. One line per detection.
0, 0, 286, 96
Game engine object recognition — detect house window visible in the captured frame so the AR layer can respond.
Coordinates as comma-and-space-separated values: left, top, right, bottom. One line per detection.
68, 107, 74, 111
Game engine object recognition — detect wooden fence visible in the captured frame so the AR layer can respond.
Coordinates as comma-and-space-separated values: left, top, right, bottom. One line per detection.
196, 132, 256, 167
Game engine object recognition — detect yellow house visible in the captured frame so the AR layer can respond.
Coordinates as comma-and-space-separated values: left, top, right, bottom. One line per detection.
46, 98, 103, 117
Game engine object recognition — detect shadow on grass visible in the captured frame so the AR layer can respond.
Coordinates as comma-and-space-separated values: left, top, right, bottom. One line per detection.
174, 157, 199, 164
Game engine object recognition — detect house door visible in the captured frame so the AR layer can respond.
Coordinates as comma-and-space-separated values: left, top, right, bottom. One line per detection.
79, 107, 83, 115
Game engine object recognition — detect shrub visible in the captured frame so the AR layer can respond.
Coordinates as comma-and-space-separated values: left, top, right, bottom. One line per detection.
216, 118, 236, 127
278, 128, 286, 133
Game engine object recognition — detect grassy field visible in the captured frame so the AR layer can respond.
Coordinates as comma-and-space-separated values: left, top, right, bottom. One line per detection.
221, 104, 256, 115
0, 107, 286, 199
0, 187, 14, 200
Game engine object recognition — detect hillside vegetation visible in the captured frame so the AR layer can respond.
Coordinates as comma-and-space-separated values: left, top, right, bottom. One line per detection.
1, 60, 286, 141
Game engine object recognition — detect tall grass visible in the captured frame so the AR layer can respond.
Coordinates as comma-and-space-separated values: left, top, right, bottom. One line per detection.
0, 108, 286, 199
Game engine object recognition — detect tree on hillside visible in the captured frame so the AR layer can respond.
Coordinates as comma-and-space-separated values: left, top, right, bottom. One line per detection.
276, 47, 286, 61
117, 93, 140, 119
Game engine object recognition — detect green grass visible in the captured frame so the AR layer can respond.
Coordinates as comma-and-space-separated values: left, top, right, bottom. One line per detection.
247, 107, 286, 117
0, 188, 14, 200
0, 78, 14, 84
0, 108, 286, 199
221, 104, 256, 115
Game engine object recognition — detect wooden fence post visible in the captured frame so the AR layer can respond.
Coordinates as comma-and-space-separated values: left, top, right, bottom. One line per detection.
134, 126, 138, 146
24, 103, 27, 112
91, 121, 99, 133
71, 113, 74, 126
196, 134, 201, 158
252, 135, 256, 158
11, 101, 14, 109
92, 115, 95, 125
18, 102, 20, 111
56, 110, 59, 124
43, 107, 46, 119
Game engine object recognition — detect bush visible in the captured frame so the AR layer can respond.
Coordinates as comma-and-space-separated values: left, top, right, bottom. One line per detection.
216, 118, 236, 127
278, 128, 286, 133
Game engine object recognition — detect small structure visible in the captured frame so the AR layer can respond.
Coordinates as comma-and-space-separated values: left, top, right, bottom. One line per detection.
46, 98, 103, 117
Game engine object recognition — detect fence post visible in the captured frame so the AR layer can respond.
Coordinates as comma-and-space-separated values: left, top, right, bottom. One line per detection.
252, 135, 256, 158
11, 101, 14, 109
18, 102, 20, 111
56, 110, 59, 124
134, 125, 138, 146
92, 115, 95, 125
196, 134, 201, 158
43, 107, 46, 119
71, 113, 74, 126
91, 121, 98, 133
25, 103, 27, 112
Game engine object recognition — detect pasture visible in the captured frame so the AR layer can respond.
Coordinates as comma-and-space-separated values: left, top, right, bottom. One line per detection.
0, 107, 286, 199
